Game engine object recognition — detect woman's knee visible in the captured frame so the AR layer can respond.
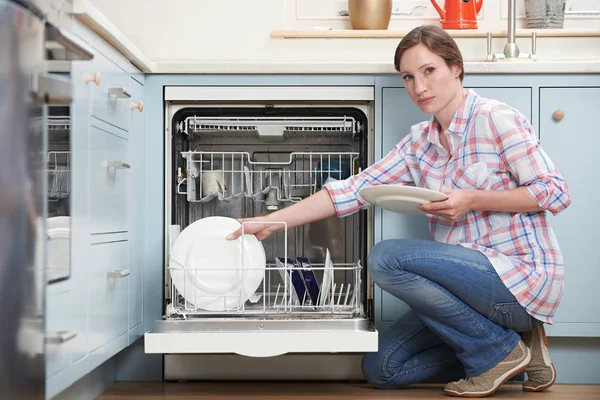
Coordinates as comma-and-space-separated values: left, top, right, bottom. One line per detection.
367, 239, 403, 278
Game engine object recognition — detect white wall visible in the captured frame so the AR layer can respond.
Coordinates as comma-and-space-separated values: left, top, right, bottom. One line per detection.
90, 0, 600, 64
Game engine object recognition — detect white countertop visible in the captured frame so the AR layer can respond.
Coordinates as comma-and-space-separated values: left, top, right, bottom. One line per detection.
149, 60, 600, 74
73, 0, 600, 75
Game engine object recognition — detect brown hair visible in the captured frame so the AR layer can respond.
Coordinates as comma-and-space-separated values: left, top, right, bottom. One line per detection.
394, 25, 464, 82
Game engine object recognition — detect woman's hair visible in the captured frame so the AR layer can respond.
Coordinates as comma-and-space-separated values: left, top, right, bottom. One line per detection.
394, 25, 464, 82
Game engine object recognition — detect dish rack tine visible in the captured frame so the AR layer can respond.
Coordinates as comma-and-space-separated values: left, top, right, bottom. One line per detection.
344, 284, 352, 306
336, 283, 344, 307
330, 283, 337, 308
273, 283, 281, 309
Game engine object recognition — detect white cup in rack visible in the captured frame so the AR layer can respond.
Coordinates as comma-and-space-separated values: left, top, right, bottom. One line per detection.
201, 170, 226, 196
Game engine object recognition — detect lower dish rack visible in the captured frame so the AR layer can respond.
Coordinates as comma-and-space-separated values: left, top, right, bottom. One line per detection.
167, 261, 364, 319
166, 221, 366, 320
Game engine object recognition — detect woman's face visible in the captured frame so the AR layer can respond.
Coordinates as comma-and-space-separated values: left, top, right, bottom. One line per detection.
399, 44, 462, 116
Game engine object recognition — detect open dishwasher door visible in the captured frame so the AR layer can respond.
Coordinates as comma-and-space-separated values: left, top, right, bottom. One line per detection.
145, 86, 378, 358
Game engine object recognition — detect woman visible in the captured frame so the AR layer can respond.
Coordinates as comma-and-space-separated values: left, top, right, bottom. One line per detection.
228, 25, 569, 398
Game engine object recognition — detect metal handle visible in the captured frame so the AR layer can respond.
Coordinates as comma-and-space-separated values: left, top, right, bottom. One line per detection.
46, 330, 77, 344
108, 87, 132, 99
84, 72, 101, 86
107, 161, 131, 169
107, 269, 130, 279
34, 73, 73, 105
130, 100, 144, 112
45, 22, 95, 61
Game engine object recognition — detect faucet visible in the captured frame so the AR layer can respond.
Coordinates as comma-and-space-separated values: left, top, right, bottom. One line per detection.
489, 0, 537, 61
504, 0, 520, 58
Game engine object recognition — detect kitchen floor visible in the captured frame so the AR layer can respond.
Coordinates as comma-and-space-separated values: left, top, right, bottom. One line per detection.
98, 382, 600, 399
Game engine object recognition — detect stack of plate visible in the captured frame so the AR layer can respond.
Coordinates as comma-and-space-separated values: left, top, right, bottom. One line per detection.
169, 217, 266, 311
47, 216, 71, 283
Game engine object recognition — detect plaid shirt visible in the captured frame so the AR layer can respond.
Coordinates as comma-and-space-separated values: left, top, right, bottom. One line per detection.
325, 90, 571, 324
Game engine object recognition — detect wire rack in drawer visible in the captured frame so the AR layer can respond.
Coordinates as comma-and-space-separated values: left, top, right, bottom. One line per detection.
167, 222, 364, 319
168, 261, 363, 319
47, 151, 70, 200
177, 151, 359, 205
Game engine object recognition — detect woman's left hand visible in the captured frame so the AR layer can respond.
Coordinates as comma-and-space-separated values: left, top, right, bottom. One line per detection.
419, 189, 474, 221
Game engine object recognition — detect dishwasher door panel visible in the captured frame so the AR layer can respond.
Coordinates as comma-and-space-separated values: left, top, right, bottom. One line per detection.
144, 319, 377, 357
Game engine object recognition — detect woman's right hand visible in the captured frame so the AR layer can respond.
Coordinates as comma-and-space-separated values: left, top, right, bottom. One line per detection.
226, 217, 281, 241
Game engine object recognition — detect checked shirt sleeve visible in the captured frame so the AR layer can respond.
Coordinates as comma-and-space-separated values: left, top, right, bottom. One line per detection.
324, 133, 416, 218
489, 107, 571, 215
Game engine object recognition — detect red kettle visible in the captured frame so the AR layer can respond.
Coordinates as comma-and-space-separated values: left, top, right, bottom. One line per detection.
430, 0, 483, 30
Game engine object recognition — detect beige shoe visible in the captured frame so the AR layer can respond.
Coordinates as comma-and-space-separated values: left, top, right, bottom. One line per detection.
444, 340, 531, 398
522, 325, 556, 392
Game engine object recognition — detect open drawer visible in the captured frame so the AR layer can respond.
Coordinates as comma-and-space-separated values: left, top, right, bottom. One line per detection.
144, 318, 377, 357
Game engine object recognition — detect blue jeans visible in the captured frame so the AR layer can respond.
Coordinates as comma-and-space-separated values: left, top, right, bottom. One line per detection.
362, 239, 541, 389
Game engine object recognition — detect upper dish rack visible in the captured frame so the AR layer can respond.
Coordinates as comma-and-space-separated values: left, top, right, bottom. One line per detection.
177, 151, 359, 206
176, 115, 362, 141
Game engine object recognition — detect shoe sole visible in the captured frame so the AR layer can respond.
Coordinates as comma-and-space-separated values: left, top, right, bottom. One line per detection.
523, 362, 556, 392
444, 347, 532, 398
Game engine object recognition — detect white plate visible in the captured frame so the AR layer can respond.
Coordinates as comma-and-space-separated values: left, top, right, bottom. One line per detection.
318, 249, 334, 307
169, 216, 266, 311
46, 217, 71, 282
47, 216, 70, 230
359, 185, 448, 215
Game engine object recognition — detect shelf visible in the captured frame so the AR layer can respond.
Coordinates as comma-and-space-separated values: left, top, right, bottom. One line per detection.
271, 29, 600, 39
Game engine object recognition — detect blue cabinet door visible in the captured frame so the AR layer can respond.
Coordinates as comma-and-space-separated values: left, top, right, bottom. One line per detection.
539, 87, 600, 337
375, 85, 532, 331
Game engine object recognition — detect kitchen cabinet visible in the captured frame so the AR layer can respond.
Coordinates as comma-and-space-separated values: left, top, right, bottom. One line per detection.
45, 21, 146, 400
539, 87, 600, 337
373, 77, 600, 338
373, 80, 533, 332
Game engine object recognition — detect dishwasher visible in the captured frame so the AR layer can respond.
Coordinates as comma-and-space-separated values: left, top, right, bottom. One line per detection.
145, 86, 380, 381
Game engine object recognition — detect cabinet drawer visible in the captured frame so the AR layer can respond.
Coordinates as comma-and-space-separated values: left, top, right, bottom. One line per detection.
46, 290, 85, 378
87, 50, 131, 133
88, 240, 130, 352
89, 122, 130, 235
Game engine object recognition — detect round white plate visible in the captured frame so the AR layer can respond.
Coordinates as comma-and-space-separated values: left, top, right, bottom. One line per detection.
47, 216, 70, 230
359, 185, 448, 215
46, 217, 71, 282
169, 216, 266, 311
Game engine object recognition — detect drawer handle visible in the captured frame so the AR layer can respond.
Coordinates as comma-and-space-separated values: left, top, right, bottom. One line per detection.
130, 100, 144, 112
45, 22, 95, 61
46, 330, 77, 344
107, 269, 130, 279
107, 161, 131, 169
108, 87, 132, 99
84, 72, 101, 86
552, 109, 565, 121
